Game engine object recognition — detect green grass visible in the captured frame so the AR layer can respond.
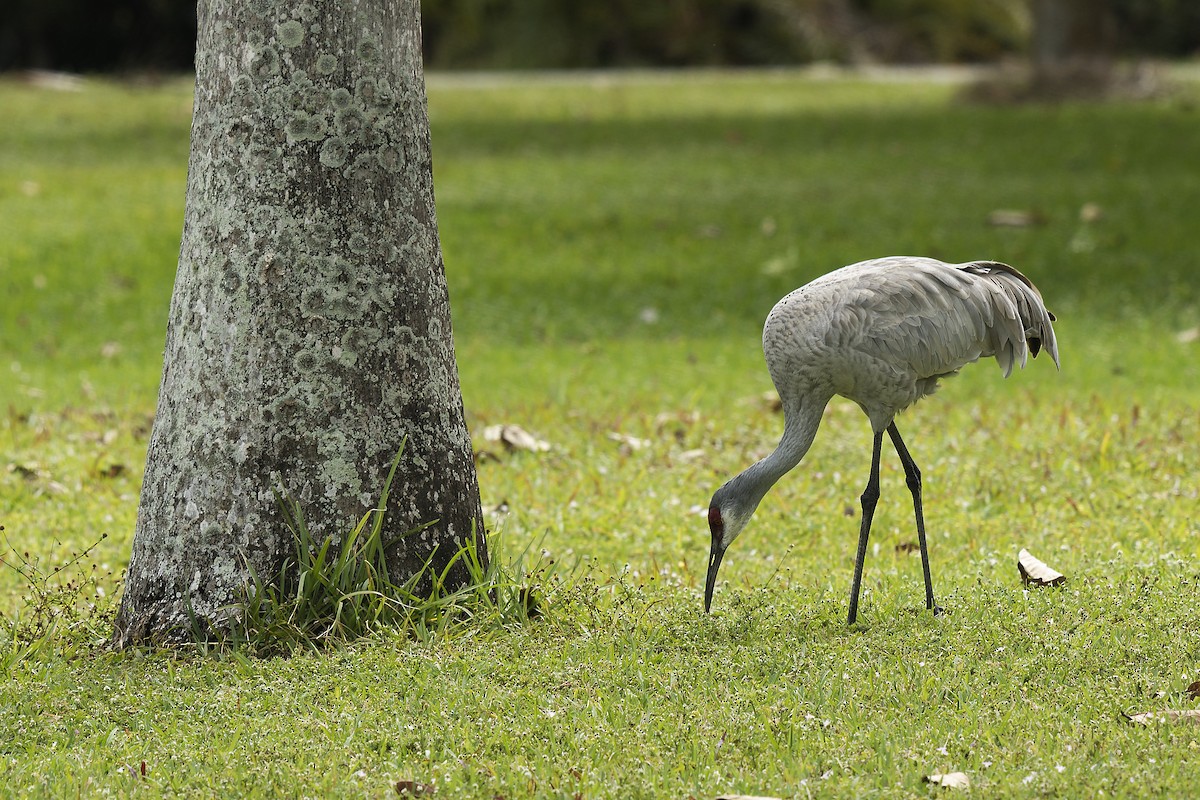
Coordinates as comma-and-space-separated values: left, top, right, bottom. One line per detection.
3, 69, 1200, 797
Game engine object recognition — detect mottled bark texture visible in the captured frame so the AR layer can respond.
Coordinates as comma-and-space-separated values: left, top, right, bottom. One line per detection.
112, 0, 485, 646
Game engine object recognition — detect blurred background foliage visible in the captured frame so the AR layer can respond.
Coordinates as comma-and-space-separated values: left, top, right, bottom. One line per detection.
0, 0, 1196, 74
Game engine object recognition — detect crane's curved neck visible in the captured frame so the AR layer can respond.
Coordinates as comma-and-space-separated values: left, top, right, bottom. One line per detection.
731, 396, 827, 509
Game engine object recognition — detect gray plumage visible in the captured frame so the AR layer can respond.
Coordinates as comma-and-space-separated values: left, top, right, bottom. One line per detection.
705, 256, 1059, 622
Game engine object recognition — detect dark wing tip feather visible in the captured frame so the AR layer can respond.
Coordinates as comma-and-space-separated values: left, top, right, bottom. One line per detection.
965, 260, 1036, 291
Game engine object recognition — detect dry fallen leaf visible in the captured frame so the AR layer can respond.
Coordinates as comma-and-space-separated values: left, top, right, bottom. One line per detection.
653, 409, 700, 431
1176, 327, 1199, 344
925, 772, 971, 789
1187, 680, 1200, 700
481, 424, 551, 453
987, 209, 1043, 227
1017, 548, 1065, 587
607, 431, 649, 451
736, 391, 783, 413
395, 779, 434, 796
1126, 710, 1200, 726
9, 463, 40, 480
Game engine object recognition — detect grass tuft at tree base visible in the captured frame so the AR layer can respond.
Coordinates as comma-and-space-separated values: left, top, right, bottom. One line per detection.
211, 446, 545, 656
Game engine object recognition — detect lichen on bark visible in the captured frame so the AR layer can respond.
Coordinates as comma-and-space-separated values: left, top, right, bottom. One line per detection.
112, 0, 485, 647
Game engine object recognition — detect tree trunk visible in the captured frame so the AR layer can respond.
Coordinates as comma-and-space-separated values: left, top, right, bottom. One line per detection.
112, 0, 485, 647
1030, 0, 1116, 68
1026, 0, 1120, 99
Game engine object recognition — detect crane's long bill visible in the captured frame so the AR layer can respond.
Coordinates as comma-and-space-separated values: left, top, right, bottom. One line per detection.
704, 545, 725, 613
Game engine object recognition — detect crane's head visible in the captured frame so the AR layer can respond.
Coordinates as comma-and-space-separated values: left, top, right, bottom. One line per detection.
704, 483, 755, 613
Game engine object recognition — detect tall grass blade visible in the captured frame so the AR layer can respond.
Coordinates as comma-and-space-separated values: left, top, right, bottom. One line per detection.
209, 440, 535, 655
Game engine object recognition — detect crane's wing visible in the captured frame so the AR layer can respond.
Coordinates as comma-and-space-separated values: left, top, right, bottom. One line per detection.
960, 261, 1059, 374
830, 258, 1059, 381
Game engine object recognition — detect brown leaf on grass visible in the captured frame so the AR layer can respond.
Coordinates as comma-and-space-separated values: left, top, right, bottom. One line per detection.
1187, 680, 1200, 700
760, 391, 783, 413
98, 463, 127, 479
987, 209, 1044, 227
740, 391, 783, 413
895, 541, 919, 554
9, 463, 40, 480
924, 772, 971, 789
395, 779, 434, 796
1017, 548, 1065, 587
607, 431, 649, 452
1126, 709, 1200, 726
481, 424, 551, 453
653, 409, 700, 433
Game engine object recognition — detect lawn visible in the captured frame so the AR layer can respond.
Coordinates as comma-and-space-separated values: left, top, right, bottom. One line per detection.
2, 68, 1200, 797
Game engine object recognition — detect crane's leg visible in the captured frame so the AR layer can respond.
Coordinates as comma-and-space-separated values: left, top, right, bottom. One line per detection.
848, 430, 884, 625
886, 422, 942, 616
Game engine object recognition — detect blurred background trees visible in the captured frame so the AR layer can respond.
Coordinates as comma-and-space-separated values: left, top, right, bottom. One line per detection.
1, 0, 1196, 73
0, 0, 196, 72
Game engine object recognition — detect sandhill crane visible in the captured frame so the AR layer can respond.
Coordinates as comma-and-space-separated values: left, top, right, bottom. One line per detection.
705, 256, 1059, 623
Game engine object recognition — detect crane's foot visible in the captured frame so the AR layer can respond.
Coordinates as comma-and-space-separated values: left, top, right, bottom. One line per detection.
932, 605, 945, 617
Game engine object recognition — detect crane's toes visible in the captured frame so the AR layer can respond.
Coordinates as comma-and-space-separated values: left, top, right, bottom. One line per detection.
932, 605, 946, 617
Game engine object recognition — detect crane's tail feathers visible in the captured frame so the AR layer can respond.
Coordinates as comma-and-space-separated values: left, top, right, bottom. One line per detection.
963, 261, 1059, 378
